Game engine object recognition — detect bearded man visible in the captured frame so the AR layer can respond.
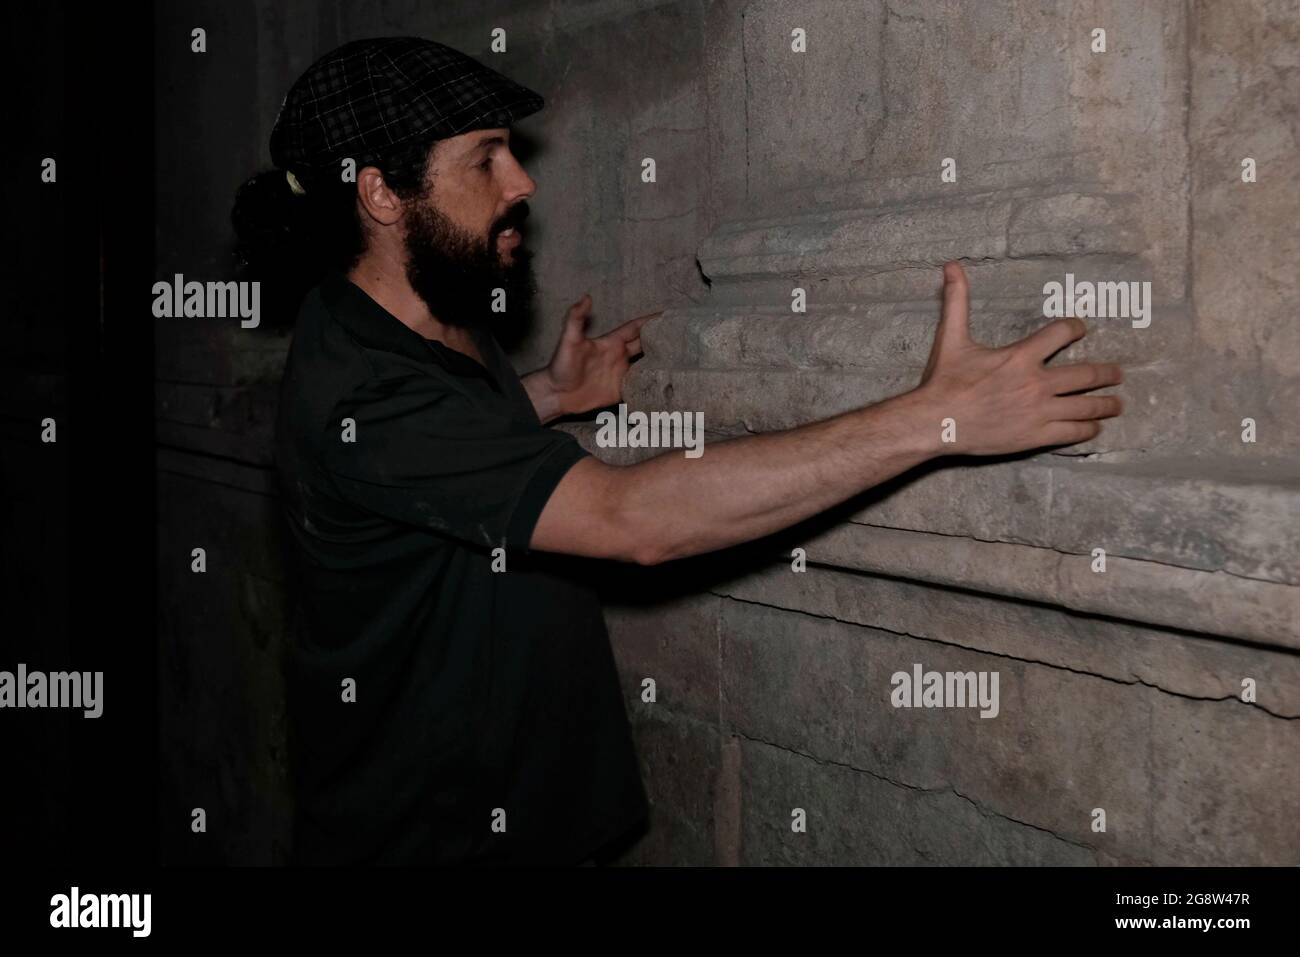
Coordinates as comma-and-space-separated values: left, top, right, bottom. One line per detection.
239, 37, 1122, 867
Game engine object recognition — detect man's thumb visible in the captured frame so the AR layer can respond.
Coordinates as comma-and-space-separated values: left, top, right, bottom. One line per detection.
562, 294, 593, 342
936, 261, 972, 350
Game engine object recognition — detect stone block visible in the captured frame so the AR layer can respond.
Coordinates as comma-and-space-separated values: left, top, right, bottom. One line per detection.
605, 592, 721, 724
737, 734, 1095, 865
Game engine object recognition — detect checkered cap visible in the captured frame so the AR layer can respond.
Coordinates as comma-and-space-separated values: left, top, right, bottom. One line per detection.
270, 37, 543, 179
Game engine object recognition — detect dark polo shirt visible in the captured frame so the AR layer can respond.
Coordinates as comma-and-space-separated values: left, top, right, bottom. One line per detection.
273, 271, 648, 866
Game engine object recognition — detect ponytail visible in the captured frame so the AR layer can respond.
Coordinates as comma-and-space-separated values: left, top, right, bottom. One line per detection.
230, 138, 436, 329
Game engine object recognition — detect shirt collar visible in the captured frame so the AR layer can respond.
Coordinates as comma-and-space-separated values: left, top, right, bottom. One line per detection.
319, 271, 502, 391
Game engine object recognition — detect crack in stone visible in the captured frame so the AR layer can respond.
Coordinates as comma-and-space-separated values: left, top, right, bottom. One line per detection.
883, 2, 927, 27
729, 728, 1099, 857
715, 590, 1300, 720
844, 518, 1298, 589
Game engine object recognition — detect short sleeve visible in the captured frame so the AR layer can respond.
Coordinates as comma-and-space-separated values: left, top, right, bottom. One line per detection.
320, 372, 590, 551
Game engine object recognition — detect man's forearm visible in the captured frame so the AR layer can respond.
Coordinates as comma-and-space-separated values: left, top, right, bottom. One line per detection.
611, 388, 942, 564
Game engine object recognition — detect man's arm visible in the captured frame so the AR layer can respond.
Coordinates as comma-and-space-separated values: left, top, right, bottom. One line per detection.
530, 262, 1123, 565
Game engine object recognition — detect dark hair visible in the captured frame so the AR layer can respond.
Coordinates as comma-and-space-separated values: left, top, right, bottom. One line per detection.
230, 138, 437, 328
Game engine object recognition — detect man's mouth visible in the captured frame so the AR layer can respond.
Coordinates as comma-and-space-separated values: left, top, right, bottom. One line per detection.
496, 226, 522, 249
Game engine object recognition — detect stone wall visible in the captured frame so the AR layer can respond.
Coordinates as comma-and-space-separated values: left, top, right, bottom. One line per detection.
155, 0, 1299, 864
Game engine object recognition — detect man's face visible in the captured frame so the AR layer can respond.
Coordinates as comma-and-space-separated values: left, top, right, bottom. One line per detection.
401, 128, 537, 329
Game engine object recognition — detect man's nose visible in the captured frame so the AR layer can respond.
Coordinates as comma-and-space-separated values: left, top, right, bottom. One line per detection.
502, 153, 536, 202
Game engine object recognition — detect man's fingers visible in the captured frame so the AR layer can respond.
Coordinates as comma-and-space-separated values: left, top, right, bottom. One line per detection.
1040, 420, 1103, 447
1043, 362, 1124, 395
624, 336, 642, 358
937, 261, 972, 349
603, 310, 662, 343
561, 294, 594, 342
1048, 393, 1124, 422
1019, 317, 1087, 361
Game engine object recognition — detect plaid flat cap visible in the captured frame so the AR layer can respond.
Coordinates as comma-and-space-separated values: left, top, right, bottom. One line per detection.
270, 37, 543, 178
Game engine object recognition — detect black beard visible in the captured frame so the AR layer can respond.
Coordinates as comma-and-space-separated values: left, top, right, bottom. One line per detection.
402, 194, 534, 332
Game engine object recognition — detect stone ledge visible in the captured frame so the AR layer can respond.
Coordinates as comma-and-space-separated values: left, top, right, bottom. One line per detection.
641, 301, 1182, 368
699, 190, 1145, 284
849, 455, 1300, 586
702, 253, 1154, 308
794, 524, 1299, 651
716, 562, 1300, 717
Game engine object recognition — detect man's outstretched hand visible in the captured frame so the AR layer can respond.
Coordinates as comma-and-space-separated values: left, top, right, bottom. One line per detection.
913, 261, 1124, 455
523, 295, 661, 423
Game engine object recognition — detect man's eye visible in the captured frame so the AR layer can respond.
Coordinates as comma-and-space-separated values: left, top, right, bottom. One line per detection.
477, 158, 492, 171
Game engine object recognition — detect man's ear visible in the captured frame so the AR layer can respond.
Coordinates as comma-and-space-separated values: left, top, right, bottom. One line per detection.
355, 166, 404, 227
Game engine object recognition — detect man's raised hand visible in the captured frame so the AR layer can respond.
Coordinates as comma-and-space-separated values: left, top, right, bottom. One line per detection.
543, 295, 661, 417
915, 261, 1124, 455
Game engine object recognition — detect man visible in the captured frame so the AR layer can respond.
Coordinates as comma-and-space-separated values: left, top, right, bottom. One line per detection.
257, 37, 1122, 867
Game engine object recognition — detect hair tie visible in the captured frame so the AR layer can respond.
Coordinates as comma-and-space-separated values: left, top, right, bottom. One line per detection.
285, 169, 307, 195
